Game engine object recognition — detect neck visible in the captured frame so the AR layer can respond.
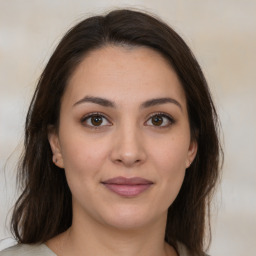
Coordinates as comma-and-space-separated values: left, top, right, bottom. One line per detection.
47, 207, 176, 256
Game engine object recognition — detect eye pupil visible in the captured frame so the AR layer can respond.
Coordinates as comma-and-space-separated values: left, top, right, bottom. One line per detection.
152, 115, 163, 126
91, 115, 103, 126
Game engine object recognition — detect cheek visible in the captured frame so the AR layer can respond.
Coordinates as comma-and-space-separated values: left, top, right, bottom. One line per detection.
149, 135, 189, 201
151, 135, 189, 172
59, 131, 110, 181
59, 133, 111, 209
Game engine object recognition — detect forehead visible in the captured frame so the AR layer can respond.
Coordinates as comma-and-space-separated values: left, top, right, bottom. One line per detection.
63, 45, 186, 108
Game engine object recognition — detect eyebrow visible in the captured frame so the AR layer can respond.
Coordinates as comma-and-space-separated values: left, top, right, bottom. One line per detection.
73, 95, 182, 110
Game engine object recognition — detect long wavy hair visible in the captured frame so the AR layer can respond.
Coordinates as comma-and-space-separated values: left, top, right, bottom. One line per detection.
11, 9, 222, 256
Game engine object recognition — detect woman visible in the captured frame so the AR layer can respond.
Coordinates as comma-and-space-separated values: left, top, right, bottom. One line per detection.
0, 9, 222, 256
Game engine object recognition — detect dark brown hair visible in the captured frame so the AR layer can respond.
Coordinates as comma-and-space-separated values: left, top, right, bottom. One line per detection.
11, 9, 222, 256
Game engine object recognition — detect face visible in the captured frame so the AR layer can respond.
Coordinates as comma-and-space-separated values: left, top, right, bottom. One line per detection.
48, 45, 197, 230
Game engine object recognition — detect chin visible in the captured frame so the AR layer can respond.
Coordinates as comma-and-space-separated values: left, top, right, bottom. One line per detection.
98, 204, 166, 231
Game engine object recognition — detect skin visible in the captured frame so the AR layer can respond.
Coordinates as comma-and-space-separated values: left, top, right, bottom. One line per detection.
47, 45, 197, 256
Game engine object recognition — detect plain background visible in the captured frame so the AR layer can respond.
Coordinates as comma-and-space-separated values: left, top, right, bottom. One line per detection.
0, 1, 255, 255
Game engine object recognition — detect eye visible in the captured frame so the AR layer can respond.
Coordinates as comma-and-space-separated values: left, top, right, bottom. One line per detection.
145, 113, 174, 128
81, 113, 111, 128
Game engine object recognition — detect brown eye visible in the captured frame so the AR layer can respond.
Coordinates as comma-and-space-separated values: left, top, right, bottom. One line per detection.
81, 113, 111, 128
91, 115, 103, 126
146, 113, 174, 128
152, 115, 163, 126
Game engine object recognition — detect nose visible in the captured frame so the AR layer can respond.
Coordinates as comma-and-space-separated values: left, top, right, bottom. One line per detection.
110, 122, 147, 168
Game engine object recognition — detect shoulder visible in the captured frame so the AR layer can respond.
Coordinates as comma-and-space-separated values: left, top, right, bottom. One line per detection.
0, 243, 56, 256
176, 242, 191, 256
176, 242, 210, 256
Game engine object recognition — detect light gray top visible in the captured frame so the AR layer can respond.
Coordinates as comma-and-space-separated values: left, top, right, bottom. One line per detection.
0, 242, 191, 256
0, 244, 56, 256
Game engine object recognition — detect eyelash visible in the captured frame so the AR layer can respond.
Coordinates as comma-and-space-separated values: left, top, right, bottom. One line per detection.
81, 112, 175, 130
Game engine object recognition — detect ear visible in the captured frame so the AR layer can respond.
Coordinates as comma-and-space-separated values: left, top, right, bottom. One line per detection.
48, 125, 64, 168
186, 139, 198, 168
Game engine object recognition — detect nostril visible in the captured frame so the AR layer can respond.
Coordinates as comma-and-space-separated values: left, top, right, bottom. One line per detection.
114, 158, 141, 166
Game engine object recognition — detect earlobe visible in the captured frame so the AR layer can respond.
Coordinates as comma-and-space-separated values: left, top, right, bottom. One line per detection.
186, 140, 198, 168
48, 126, 64, 168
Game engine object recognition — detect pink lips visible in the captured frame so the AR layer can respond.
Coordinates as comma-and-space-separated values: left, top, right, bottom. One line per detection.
101, 176, 153, 197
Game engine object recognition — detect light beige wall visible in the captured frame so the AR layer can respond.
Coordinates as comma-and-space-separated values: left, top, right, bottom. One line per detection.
1, 1, 255, 255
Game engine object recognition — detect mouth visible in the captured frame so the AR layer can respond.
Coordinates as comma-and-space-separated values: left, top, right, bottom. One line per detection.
101, 176, 154, 197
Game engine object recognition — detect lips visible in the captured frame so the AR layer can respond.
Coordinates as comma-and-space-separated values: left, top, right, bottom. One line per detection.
101, 176, 153, 197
